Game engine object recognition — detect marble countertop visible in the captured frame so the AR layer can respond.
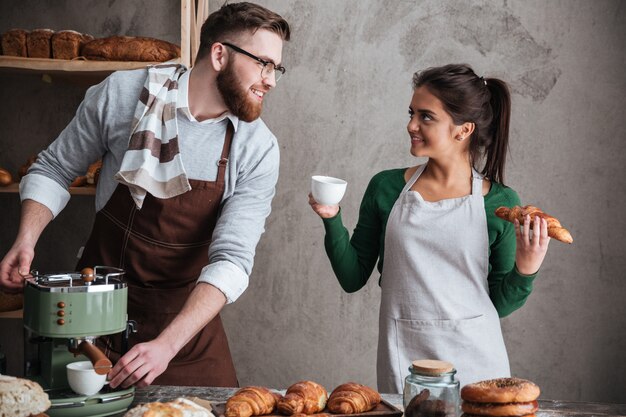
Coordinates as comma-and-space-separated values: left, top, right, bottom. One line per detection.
124, 386, 626, 417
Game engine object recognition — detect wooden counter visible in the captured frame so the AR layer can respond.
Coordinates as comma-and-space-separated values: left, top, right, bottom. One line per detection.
127, 386, 626, 417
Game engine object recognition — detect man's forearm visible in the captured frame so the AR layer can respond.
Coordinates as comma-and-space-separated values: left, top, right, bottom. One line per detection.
155, 282, 227, 356
17, 199, 54, 248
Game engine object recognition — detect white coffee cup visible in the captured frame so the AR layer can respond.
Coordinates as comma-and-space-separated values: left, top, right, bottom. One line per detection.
311, 175, 347, 205
66, 361, 107, 396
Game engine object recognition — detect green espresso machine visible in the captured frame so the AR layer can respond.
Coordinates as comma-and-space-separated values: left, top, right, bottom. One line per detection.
23, 266, 135, 417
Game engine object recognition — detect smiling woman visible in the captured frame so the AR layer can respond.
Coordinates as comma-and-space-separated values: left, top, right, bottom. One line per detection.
309, 63, 553, 393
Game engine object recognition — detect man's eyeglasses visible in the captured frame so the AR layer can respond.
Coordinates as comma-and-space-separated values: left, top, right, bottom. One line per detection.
222, 42, 285, 82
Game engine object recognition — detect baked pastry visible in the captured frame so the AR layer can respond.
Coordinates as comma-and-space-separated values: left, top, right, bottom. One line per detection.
2, 29, 28, 57
461, 377, 540, 417
461, 377, 540, 404
81, 36, 181, 62
495, 205, 573, 243
27, 29, 54, 58
461, 400, 538, 416
51, 30, 94, 60
225, 386, 281, 417
0, 375, 51, 417
0, 167, 13, 186
124, 397, 213, 417
327, 383, 381, 414
277, 381, 328, 415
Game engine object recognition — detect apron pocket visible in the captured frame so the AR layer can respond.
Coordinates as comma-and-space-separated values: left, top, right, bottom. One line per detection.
392, 315, 486, 382
393, 314, 509, 386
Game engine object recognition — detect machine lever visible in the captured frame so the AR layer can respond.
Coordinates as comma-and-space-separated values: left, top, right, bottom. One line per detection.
77, 340, 112, 375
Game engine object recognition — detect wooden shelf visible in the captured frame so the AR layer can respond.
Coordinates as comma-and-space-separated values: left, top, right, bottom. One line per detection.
0, 56, 179, 84
0, 56, 168, 74
0, 0, 206, 78
0, 182, 96, 195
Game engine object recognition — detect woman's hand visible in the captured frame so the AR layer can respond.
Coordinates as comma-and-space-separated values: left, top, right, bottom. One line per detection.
514, 214, 550, 275
308, 192, 340, 219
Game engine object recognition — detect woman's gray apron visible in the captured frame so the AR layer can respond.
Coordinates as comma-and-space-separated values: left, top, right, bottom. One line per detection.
377, 163, 510, 393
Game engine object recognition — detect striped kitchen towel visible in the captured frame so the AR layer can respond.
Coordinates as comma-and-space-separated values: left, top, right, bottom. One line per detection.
114, 63, 190, 209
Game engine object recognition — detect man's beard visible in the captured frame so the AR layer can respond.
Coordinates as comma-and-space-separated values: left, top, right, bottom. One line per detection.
216, 62, 262, 122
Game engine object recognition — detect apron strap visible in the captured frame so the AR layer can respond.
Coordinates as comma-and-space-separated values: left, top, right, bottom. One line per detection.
471, 168, 484, 197
216, 121, 234, 184
401, 163, 427, 194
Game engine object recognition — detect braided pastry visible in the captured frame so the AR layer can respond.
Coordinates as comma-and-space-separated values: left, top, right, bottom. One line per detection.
277, 381, 328, 415
225, 386, 281, 417
495, 205, 573, 243
327, 383, 381, 414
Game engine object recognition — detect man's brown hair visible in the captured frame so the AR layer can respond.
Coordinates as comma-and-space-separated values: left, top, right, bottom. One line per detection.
196, 2, 290, 60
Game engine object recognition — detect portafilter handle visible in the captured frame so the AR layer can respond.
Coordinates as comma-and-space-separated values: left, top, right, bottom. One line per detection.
77, 340, 113, 375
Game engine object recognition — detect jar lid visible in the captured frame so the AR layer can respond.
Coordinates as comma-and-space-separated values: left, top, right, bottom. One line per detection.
411, 359, 454, 375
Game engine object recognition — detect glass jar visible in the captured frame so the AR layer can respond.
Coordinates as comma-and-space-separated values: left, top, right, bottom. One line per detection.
403, 359, 460, 417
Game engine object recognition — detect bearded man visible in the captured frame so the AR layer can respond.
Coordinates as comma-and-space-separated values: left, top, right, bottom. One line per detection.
0, 2, 290, 388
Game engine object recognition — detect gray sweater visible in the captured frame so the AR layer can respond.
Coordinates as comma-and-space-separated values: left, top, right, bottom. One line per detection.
20, 68, 280, 303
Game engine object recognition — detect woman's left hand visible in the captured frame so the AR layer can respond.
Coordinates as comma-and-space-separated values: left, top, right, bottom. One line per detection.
514, 214, 550, 275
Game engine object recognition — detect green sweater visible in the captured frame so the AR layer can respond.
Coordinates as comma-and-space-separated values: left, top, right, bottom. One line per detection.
322, 168, 536, 318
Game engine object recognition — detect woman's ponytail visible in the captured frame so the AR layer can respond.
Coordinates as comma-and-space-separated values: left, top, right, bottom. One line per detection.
482, 78, 511, 184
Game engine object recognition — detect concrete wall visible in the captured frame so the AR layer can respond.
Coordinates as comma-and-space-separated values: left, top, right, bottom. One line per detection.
1, 0, 624, 404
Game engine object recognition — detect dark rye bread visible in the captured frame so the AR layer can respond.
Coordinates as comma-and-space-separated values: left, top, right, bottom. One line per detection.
51, 30, 94, 59
2, 29, 28, 56
27, 29, 54, 58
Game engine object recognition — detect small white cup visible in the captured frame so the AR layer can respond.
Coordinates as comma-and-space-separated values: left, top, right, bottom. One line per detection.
311, 175, 347, 205
66, 361, 107, 396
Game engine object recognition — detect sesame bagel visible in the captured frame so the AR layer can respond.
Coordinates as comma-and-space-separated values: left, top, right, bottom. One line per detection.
461, 400, 538, 417
461, 378, 540, 403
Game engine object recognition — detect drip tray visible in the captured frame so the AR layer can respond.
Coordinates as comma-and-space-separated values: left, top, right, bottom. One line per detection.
46, 386, 135, 417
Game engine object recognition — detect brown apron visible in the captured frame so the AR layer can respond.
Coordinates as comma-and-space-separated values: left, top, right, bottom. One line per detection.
77, 122, 238, 387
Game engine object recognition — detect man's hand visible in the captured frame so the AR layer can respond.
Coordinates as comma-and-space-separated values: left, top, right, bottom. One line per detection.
108, 282, 227, 388
0, 200, 52, 293
107, 338, 177, 388
0, 243, 35, 293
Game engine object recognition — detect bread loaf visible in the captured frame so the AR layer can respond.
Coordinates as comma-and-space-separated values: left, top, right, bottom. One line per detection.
124, 397, 213, 417
82, 36, 180, 62
51, 30, 94, 59
277, 381, 328, 415
0, 375, 51, 417
2, 29, 28, 57
27, 29, 54, 58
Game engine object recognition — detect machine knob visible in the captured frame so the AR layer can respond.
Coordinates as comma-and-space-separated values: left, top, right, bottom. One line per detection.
57, 301, 65, 308
57, 319, 65, 325
81, 267, 95, 283
57, 311, 65, 317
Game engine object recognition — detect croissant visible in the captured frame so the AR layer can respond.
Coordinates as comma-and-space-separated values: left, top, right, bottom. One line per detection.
327, 383, 381, 414
495, 205, 573, 244
277, 381, 328, 415
226, 386, 282, 417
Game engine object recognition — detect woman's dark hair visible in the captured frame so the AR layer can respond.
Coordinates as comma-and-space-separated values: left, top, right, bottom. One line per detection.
412, 64, 511, 184
196, 2, 290, 61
